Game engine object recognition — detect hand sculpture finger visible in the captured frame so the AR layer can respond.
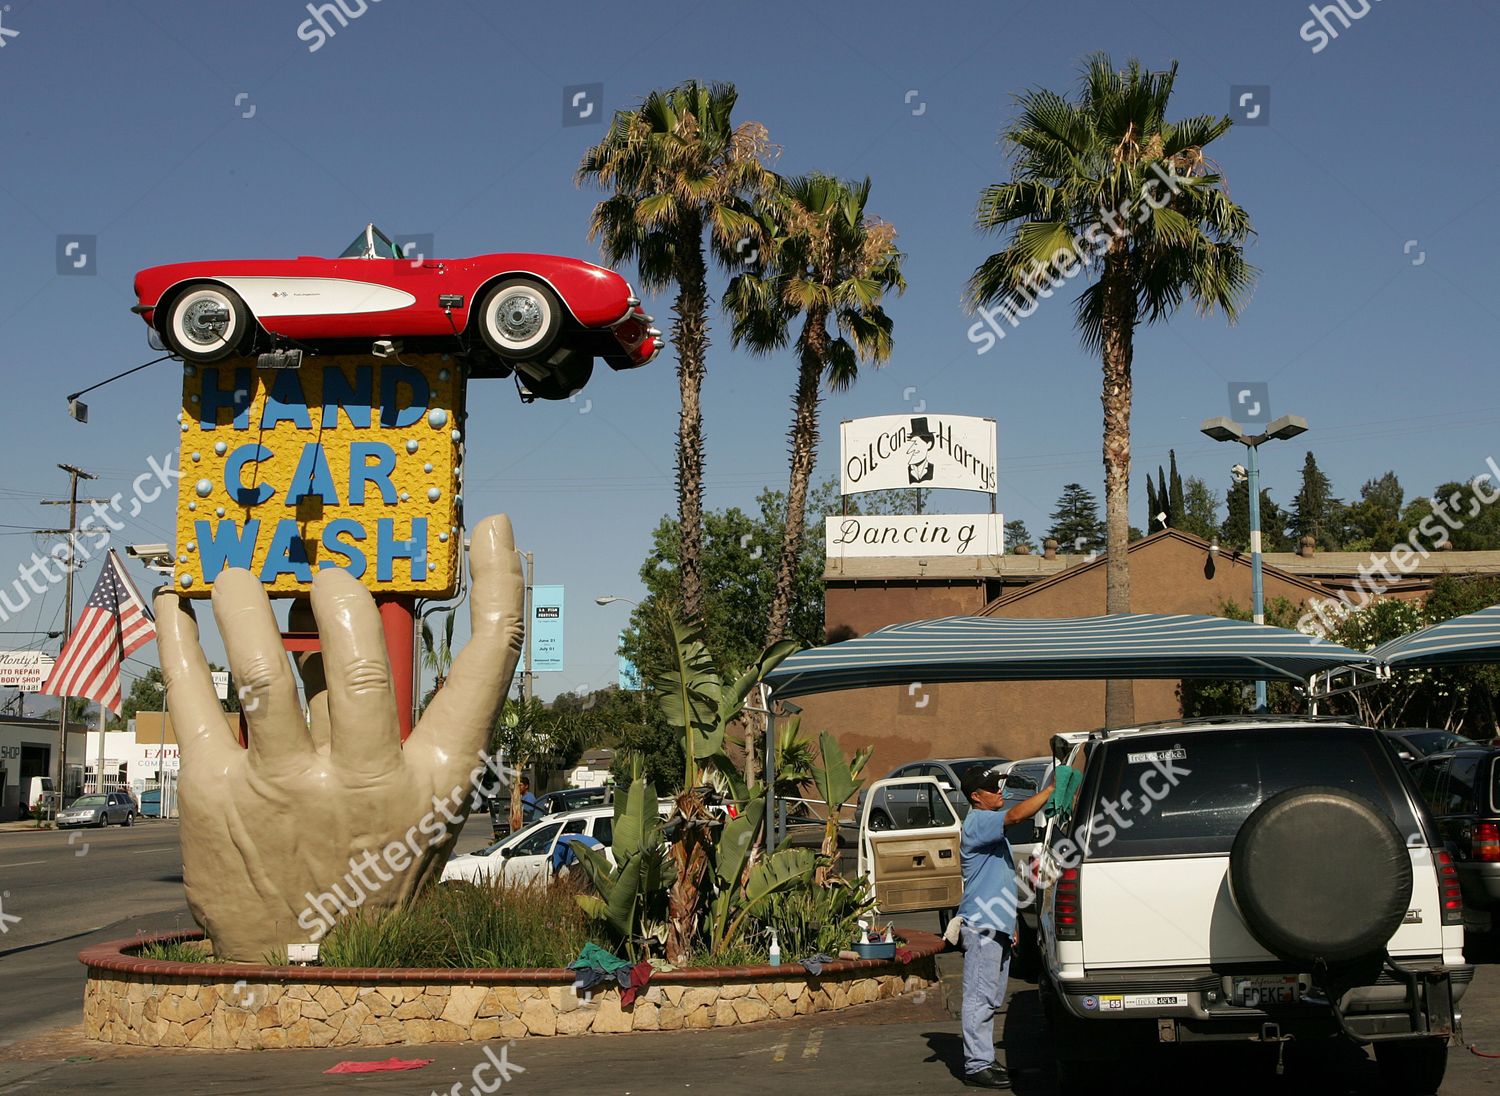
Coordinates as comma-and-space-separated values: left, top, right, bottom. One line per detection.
288, 599, 331, 754
152, 592, 235, 766
310, 568, 402, 779
212, 569, 310, 766
416, 514, 524, 763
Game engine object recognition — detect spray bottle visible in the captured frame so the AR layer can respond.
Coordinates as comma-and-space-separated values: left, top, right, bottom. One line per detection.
769, 929, 782, 967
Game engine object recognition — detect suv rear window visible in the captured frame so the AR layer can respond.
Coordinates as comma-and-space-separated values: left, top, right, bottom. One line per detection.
1078, 727, 1422, 860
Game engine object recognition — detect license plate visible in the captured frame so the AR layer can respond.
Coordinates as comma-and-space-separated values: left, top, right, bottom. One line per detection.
1233, 975, 1309, 1007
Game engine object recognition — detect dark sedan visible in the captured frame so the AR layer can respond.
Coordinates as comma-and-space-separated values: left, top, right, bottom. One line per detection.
1384, 727, 1474, 762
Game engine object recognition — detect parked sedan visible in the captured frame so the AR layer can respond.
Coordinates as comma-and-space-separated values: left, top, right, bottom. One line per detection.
534, 786, 610, 817
444, 806, 620, 887
56, 791, 137, 828
1409, 745, 1500, 931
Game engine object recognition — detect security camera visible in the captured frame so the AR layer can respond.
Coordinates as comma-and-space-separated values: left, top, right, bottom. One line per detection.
1231, 464, 1248, 484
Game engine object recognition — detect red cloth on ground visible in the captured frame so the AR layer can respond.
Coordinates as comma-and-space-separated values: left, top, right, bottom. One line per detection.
895, 946, 914, 964
620, 959, 653, 1007
323, 1057, 434, 1074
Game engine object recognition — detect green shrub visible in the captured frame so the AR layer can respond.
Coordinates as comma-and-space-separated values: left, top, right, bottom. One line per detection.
318, 878, 594, 969
760, 875, 876, 961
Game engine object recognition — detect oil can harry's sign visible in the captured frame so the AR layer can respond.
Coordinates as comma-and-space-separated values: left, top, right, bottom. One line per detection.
840, 414, 997, 495
174, 356, 462, 598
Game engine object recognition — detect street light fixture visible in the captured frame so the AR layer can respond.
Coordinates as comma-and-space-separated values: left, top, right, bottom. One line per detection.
595, 595, 638, 608
1200, 413, 1310, 712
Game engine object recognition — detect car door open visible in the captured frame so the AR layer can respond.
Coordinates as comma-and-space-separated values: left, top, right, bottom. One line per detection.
858, 775, 962, 915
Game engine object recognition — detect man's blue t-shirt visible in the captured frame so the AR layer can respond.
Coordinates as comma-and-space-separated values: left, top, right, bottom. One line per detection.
957, 807, 1017, 935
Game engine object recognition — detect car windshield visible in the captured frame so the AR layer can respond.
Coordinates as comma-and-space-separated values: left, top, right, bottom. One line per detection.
337, 224, 401, 259
1079, 727, 1422, 859
70, 795, 105, 808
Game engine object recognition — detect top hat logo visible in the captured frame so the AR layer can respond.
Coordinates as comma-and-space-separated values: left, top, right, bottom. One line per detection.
906, 417, 936, 484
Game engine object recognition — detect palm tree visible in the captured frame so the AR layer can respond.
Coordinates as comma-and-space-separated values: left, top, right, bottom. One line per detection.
724, 174, 905, 645
419, 608, 455, 706
967, 54, 1255, 726
577, 81, 777, 623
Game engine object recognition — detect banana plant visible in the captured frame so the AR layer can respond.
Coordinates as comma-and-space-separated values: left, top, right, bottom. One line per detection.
810, 730, 874, 884
708, 797, 816, 953
653, 616, 799, 963
572, 769, 674, 958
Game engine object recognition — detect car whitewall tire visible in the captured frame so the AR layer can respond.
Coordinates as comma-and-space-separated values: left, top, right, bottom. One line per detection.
478, 279, 563, 359
166, 284, 249, 363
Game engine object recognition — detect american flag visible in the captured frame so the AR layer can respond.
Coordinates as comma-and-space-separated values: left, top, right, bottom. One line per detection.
39, 550, 155, 715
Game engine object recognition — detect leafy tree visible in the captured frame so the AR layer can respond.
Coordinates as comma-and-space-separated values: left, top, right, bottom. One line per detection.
968, 53, 1255, 726
621, 483, 833, 691
1047, 483, 1106, 554
1157, 466, 1171, 528
1291, 451, 1343, 551
578, 81, 776, 623
852, 488, 928, 515
1003, 518, 1034, 553
1145, 474, 1160, 532
724, 173, 906, 647
1178, 476, 1221, 541
1426, 480, 1500, 550
1345, 471, 1405, 551
119, 667, 165, 725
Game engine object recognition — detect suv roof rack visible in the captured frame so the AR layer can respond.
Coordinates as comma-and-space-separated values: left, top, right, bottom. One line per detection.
1086, 712, 1368, 737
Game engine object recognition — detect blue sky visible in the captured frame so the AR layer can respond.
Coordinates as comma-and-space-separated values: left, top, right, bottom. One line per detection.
1, 0, 1496, 704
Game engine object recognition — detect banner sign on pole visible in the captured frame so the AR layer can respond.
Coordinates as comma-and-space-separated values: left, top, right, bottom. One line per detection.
840, 414, 997, 495
531, 585, 565, 672
825, 514, 1005, 558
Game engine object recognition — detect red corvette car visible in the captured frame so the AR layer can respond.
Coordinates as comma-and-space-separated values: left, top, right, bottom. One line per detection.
132, 224, 662, 400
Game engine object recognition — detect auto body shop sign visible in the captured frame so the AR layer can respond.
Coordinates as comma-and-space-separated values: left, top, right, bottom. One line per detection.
0, 650, 53, 691
175, 356, 462, 597
840, 414, 997, 495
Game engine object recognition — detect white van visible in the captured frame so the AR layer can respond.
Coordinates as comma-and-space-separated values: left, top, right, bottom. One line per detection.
24, 775, 54, 812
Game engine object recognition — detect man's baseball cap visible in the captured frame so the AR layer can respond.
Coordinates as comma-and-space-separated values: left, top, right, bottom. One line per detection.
960, 765, 1004, 800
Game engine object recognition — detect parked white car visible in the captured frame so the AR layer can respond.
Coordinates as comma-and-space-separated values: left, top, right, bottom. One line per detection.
1034, 716, 1472, 1095
443, 806, 619, 886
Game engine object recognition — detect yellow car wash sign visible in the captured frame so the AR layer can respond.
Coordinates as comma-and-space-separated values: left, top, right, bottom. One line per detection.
175, 355, 462, 598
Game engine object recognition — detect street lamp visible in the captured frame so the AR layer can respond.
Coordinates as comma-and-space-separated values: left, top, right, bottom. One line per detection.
595, 595, 638, 608
1200, 414, 1309, 712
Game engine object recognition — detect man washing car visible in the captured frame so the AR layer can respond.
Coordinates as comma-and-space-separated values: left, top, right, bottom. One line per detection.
956, 765, 1056, 1089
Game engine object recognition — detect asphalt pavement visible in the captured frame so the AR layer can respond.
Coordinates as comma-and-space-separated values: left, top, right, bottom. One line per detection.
4, 819, 1500, 1094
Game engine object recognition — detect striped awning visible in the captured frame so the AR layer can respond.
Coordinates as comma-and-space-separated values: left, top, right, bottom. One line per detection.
764, 613, 1377, 701
1370, 604, 1500, 668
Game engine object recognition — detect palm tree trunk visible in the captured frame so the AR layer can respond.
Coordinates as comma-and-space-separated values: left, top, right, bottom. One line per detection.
666, 788, 712, 962
766, 316, 827, 646
672, 227, 710, 625
1100, 251, 1135, 728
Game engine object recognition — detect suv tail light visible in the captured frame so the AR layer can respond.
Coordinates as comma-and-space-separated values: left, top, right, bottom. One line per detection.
1437, 849, 1464, 926
1055, 867, 1082, 941
1475, 822, 1500, 862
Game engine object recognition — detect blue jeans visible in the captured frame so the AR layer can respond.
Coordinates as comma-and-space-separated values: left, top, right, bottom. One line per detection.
961, 923, 1011, 1075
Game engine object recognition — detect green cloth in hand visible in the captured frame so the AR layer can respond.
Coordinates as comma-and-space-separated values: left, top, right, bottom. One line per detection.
1048, 764, 1082, 814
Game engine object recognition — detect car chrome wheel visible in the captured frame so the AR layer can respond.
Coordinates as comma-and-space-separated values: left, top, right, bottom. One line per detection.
166, 284, 249, 363
477, 279, 563, 359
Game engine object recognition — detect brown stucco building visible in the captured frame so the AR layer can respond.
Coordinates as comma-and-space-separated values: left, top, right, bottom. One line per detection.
800, 530, 1500, 772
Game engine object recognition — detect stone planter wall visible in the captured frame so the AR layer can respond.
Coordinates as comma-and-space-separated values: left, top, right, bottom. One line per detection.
80, 932, 942, 1050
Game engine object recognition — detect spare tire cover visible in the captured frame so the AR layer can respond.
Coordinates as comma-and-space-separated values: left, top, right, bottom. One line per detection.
1229, 785, 1412, 966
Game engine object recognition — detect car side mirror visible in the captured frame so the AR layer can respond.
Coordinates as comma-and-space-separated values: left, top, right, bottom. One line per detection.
938, 781, 953, 792
500, 847, 518, 858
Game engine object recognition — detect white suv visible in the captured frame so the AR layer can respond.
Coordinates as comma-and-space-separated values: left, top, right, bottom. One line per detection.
1034, 717, 1471, 1095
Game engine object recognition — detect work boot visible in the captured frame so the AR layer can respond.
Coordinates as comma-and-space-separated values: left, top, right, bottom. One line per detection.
961, 1064, 1011, 1089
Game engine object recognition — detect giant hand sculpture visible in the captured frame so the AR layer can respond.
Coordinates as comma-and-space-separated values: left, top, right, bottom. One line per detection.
154, 515, 523, 962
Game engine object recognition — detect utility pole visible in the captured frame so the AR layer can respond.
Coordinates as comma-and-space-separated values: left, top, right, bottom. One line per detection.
40, 464, 105, 808
520, 551, 534, 707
